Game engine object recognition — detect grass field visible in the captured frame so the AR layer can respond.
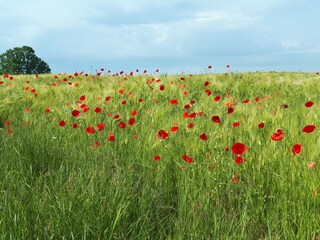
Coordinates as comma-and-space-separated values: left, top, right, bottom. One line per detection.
0, 71, 320, 239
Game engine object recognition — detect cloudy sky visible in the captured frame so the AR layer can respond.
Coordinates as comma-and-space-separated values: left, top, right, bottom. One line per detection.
1, 0, 319, 74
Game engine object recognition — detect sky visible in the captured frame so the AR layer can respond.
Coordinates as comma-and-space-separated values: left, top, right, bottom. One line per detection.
0, 0, 319, 74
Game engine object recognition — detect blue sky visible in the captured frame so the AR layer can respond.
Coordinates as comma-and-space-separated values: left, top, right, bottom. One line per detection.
1, 0, 319, 74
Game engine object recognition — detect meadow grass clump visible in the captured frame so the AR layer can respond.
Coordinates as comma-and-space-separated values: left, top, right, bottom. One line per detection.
0, 71, 320, 239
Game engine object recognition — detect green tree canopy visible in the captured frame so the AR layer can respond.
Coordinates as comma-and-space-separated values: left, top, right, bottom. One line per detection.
0, 46, 51, 75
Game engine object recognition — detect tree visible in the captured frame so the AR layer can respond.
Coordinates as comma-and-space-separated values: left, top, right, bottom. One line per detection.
0, 46, 51, 75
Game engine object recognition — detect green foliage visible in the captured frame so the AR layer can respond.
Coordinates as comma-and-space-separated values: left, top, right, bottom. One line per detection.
0, 46, 51, 75
0, 72, 320, 239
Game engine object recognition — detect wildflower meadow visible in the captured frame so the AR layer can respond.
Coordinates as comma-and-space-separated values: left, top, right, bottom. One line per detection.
0, 69, 320, 239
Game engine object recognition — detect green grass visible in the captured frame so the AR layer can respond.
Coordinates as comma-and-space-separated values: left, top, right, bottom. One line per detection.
1, 71, 320, 239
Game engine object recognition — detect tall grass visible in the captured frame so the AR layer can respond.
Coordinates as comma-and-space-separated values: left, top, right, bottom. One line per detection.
0, 71, 320, 239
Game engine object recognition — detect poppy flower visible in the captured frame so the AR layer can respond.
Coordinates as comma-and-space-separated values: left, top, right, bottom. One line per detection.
199, 133, 208, 140
184, 104, 191, 109
214, 96, 221, 102
198, 112, 204, 117
94, 107, 102, 113
118, 88, 125, 95
224, 146, 229, 151
114, 114, 120, 119
119, 122, 126, 129
157, 130, 169, 139
71, 110, 80, 117
232, 122, 240, 128
107, 132, 115, 141
232, 173, 239, 183
292, 144, 302, 155
258, 122, 265, 128
86, 126, 96, 134
211, 116, 221, 123
131, 109, 137, 116
302, 125, 316, 133
170, 99, 178, 105
189, 112, 197, 118
227, 107, 234, 114
231, 142, 248, 155
305, 101, 314, 107
79, 95, 86, 101
59, 120, 66, 127
182, 154, 193, 163
44, 108, 51, 113
154, 155, 161, 161
92, 141, 101, 148
72, 123, 78, 128
128, 118, 135, 126
188, 123, 194, 128
97, 123, 104, 131
270, 129, 285, 141
235, 156, 246, 164
105, 96, 112, 102
159, 84, 165, 91
121, 101, 127, 105
204, 81, 210, 87
242, 99, 250, 104
170, 126, 179, 132
208, 65, 212, 69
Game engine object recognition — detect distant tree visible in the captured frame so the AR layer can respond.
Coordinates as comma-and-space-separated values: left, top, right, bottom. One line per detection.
0, 46, 51, 75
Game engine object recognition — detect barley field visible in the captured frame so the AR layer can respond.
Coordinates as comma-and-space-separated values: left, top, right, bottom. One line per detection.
0, 71, 320, 239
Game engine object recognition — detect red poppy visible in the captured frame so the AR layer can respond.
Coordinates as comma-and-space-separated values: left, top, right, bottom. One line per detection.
292, 144, 302, 155
138, 98, 143, 103
224, 146, 229, 151
121, 101, 127, 105
71, 110, 80, 117
184, 104, 191, 109
199, 133, 208, 140
86, 126, 96, 134
305, 101, 314, 107
198, 112, 204, 117
232, 122, 240, 128
180, 77, 185, 81
114, 114, 120, 119
97, 123, 104, 131
188, 123, 194, 128
154, 155, 161, 161
159, 84, 165, 91
232, 173, 239, 183
235, 156, 246, 164
189, 112, 197, 118
157, 130, 169, 139
170, 126, 179, 132
214, 96, 221, 102
182, 154, 193, 163
231, 142, 248, 155
105, 96, 112, 102
117, 88, 125, 95
258, 122, 265, 128
72, 123, 78, 128
94, 107, 102, 113
107, 132, 115, 141
44, 108, 51, 113
170, 99, 178, 105
302, 125, 316, 133
131, 109, 137, 117
227, 107, 234, 114
242, 99, 250, 104
212, 115, 221, 123
59, 120, 66, 127
208, 65, 212, 69
92, 141, 101, 148
128, 118, 135, 126
270, 129, 285, 141
204, 81, 210, 87
119, 122, 126, 129
79, 95, 86, 101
